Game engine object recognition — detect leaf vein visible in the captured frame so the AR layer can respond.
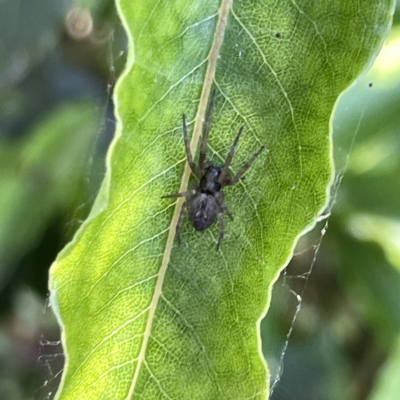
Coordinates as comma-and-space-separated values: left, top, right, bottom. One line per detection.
75, 358, 138, 400
126, 59, 208, 143
62, 162, 181, 291
231, 9, 304, 176
160, 294, 226, 398
69, 309, 149, 382
74, 228, 168, 309
143, 360, 173, 400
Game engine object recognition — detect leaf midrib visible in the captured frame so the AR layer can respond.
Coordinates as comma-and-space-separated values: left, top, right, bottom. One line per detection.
125, 0, 233, 397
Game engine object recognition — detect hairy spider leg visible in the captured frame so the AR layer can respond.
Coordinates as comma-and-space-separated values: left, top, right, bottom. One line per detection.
182, 114, 202, 179
162, 189, 197, 199
176, 201, 189, 244
199, 89, 216, 170
218, 126, 244, 185
216, 212, 225, 250
228, 145, 265, 185
215, 191, 233, 220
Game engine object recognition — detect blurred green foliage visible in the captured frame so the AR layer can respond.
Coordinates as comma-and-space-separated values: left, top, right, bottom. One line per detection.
0, 0, 119, 398
0, 102, 99, 290
0, 102, 99, 399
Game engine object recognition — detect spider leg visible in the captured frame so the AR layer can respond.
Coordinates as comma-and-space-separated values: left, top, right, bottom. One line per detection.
218, 125, 244, 185
221, 203, 233, 220
182, 114, 202, 179
176, 201, 189, 244
227, 145, 265, 186
215, 191, 233, 220
199, 89, 216, 170
216, 211, 225, 251
162, 189, 197, 198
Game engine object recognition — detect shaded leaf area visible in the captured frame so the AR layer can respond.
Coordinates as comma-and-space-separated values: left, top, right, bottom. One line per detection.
50, 0, 393, 399
0, 102, 99, 290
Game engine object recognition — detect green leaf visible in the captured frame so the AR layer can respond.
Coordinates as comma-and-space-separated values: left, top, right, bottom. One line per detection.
50, 1, 394, 399
337, 228, 400, 342
0, 101, 98, 289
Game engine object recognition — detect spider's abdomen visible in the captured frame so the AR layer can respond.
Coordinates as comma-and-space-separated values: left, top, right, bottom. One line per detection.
189, 193, 218, 231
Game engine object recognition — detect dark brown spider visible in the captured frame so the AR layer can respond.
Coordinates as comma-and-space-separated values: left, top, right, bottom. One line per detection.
163, 90, 265, 250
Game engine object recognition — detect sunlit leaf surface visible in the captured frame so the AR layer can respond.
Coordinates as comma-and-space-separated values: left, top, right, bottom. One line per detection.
50, 0, 394, 398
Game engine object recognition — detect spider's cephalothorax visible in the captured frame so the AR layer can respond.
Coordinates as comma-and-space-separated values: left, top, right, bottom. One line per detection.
163, 90, 265, 250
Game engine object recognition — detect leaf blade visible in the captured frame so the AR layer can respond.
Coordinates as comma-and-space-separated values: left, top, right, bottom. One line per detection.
50, 1, 394, 399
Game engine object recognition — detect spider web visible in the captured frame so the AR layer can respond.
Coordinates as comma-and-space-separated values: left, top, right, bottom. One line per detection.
32, 4, 375, 399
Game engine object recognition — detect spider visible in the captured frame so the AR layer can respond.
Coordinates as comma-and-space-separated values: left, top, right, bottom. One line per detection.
163, 90, 265, 250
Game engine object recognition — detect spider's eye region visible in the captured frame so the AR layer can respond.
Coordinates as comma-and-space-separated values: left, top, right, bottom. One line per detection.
208, 166, 221, 180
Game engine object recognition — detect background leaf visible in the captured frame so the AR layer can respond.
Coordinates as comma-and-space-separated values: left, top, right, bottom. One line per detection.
368, 337, 400, 400
0, 101, 98, 290
0, 0, 68, 89
50, 1, 394, 399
